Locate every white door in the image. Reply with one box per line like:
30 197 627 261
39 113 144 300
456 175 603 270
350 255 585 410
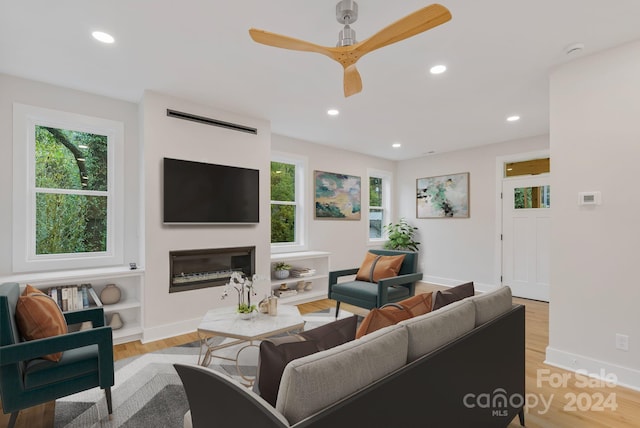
502 174 551 301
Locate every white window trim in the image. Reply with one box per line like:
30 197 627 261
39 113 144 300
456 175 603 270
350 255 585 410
12 103 124 273
367 168 393 245
270 151 308 254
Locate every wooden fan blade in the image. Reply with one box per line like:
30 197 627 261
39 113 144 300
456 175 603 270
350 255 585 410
357 4 451 55
343 65 363 97
249 28 333 57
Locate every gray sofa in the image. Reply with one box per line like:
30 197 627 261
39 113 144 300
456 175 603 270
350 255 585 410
175 285 525 428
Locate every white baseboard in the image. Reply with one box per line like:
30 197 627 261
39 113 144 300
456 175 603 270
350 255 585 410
420 277 496 293
142 317 201 344
545 346 640 392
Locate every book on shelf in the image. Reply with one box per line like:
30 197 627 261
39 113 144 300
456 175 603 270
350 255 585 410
47 283 103 311
84 284 103 307
275 289 298 298
290 267 316 277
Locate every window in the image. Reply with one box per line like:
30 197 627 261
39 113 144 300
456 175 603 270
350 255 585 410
13 103 124 272
368 169 392 242
271 153 306 252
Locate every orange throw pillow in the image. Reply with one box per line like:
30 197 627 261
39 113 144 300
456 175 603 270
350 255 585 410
355 293 433 339
356 304 413 339
355 252 406 283
398 292 433 317
15 284 68 362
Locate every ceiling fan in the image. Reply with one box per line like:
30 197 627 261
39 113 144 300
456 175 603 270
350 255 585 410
249 1 452 97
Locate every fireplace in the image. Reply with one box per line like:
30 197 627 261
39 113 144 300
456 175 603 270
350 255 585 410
169 246 255 293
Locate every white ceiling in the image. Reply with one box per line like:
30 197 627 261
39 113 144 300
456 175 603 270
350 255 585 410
2 1 640 160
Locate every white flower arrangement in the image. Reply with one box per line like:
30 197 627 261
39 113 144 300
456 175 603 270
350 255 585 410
221 271 262 313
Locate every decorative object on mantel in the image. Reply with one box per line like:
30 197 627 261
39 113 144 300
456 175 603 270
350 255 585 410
273 262 291 279
100 284 122 305
416 172 470 218
221 271 260 318
109 313 124 330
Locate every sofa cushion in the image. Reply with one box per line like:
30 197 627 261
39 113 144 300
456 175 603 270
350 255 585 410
399 299 476 363
355 252 405 283
276 324 408 425
355 292 433 339
432 281 475 310
15 284 68 362
255 315 358 406
468 286 513 326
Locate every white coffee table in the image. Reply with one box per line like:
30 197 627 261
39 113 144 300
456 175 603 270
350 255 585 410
197 305 305 385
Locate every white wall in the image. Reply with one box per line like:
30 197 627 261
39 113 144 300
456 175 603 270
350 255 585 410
547 40 640 389
396 135 549 290
0 73 141 276
142 91 271 342
271 134 397 271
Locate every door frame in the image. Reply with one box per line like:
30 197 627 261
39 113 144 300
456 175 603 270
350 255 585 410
494 149 550 287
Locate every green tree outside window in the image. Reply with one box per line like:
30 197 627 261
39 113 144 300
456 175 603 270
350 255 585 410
35 126 108 255
271 161 296 243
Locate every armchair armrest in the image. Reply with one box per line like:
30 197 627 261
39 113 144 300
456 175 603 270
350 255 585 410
377 272 423 288
328 268 360 297
64 307 106 327
329 268 359 285
174 364 289 428
376 272 424 303
0 327 114 387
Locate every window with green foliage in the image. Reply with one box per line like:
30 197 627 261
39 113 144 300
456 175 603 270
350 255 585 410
271 155 305 250
13 103 124 272
35 126 108 255
368 170 392 241
369 177 383 238
369 171 391 241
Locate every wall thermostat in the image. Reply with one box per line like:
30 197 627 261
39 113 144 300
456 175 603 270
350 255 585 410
579 191 601 205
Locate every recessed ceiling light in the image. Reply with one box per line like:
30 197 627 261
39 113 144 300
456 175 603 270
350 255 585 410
392 143 401 148
327 109 339 116
429 64 447 75
506 115 520 122
92 31 115 44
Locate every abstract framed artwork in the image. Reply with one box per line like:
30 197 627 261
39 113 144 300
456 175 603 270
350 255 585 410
416 172 469 218
314 170 361 220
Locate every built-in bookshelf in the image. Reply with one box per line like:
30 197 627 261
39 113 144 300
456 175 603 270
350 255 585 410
0 267 144 344
270 251 330 304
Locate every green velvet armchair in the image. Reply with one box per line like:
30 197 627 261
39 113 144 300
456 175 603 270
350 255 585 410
328 249 423 317
0 282 114 428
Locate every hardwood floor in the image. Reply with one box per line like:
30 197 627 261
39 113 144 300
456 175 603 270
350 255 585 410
3 287 640 428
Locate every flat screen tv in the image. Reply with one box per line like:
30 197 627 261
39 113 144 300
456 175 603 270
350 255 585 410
163 157 259 224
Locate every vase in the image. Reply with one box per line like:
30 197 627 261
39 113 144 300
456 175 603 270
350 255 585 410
109 313 124 330
238 312 252 320
100 284 121 305
274 270 290 279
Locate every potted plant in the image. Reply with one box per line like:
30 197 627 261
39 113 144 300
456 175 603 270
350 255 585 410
273 262 292 279
221 272 257 318
383 218 420 252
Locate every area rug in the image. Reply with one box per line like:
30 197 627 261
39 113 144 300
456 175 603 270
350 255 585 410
54 308 355 428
